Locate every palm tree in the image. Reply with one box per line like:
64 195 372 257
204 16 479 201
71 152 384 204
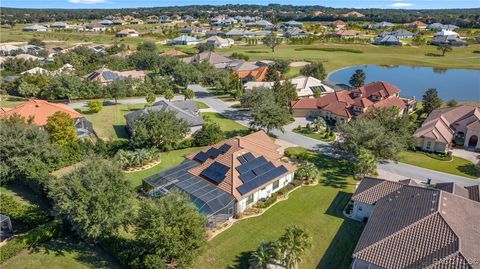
278 226 311 269
249 241 277 269
295 162 319 183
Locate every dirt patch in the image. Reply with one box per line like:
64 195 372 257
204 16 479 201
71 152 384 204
289 61 311 67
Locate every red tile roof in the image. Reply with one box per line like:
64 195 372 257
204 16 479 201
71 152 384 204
236 66 269 82
0 99 82 126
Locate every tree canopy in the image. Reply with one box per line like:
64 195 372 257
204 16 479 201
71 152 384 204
349 69 366 88
299 62 326 80
193 122 226 146
46 111 78 145
250 104 291 134
422 88 443 115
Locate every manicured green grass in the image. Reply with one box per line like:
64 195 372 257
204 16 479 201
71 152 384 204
219 43 480 73
1 95 27 108
124 147 202 189
79 103 145 140
195 101 210 109
195 147 364 269
0 182 50 210
398 151 478 179
1 237 122 269
293 127 336 142
201 112 250 138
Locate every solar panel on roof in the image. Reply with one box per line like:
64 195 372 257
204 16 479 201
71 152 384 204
206 147 221 158
200 161 229 184
237 155 247 164
237 165 288 195
252 161 275 176
194 151 209 163
239 170 256 183
243 152 255 161
218 144 231 153
236 156 268 174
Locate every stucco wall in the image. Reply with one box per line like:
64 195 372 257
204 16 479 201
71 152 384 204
352 201 374 221
416 137 448 153
465 128 480 150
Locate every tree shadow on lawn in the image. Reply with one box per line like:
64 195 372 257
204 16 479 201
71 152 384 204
308 154 353 189
113 125 129 139
318 192 364 269
31 236 120 268
457 163 479 178
227 251 251 269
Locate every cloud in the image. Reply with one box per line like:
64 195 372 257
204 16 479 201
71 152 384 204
68 0 108 4
390 2 415 7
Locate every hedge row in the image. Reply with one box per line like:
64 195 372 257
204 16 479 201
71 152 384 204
0 220 64 264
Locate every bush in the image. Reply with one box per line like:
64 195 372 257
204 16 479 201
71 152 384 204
0 193 50 229
425 152 452 161
254 193 278 209
114 148 160 169
88 100 103 113
0 220 64 264
193 123 226 146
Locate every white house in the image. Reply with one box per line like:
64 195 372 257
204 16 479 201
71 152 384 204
434 29 460 37
21 67 51 75
50 22 69 29
0 44 19 56
116 29 140 37
169 35 200 45
244 76 334 98
22 24 48 32
204 36 234 48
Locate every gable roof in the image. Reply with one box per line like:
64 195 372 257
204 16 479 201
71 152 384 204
84 67 121 82
124 100 204 127
181 51 233 67
236 65 269 82
0 99 82 126
352 178 480 269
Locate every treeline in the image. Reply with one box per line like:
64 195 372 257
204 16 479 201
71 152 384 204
1 5 479 28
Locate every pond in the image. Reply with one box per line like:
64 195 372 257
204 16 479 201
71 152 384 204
327 65 480 102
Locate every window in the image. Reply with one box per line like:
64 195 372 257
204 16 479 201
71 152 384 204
426 141 432 149
246 194 254 205
273 180 279 190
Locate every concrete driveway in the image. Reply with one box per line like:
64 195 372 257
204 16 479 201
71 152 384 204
451 148 480 164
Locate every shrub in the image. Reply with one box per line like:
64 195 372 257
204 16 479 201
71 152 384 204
193 123 226 146
290 179 303 188
0 193 50 229
0 220 64 264
88 100 103 113
254 194 278 209
114 148 160 169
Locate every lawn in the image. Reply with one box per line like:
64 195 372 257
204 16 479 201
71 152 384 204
0 182 50 210
195 101 210 109
195 147 364 269
0 95 27 108
219 43 480 73
398 151 478 179
201 112 250 138
124 147 202 189
1 237 122 269
293 127 336 142
79 103 145 140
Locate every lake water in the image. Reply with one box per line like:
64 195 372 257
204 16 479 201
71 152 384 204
327 65 480 102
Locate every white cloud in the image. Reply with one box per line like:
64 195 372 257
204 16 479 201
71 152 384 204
68 0 108 4
390 2 415 7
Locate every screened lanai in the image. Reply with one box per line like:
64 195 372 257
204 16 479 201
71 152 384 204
143 160 236 227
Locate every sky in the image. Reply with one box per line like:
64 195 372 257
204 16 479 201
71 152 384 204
1 0 479 9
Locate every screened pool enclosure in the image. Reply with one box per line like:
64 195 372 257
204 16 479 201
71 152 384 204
143 160 236 227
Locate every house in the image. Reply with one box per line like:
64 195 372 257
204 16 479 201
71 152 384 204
0 99 93 137
235 65 269 82
22 24 48 32
290 81 415 123
181 51 233 69
85 23 106 31
244 76 334 98
435 29 460 37
99 20 113 26
0 44 19 56
380 29 415 39
160 49 187 57
50 22 69 29
225 29 253 38
404 21 427 29
248 20 274 30
283 27 309 38
368 21 394 29
21 67 50 75
15 54 41 61
430 35 468 47
117 70 146 80
285 20 302 27
124 100 204 135
83 67 145 83
116 29 140 37
169 35 200 45
330 29 357 38
146 15 159 24
327 20 347 29
349 177 480 269
441 24 459 31
112 19 126 25
142 130 296 227
373 35 401 46
413 105 480 153
204 36 234 48
46 46 65 57
53 63 75 75
129 19 144 25
19 45 43 55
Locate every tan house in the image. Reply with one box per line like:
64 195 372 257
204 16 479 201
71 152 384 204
414 105 480 153
116 29 140 37
290 81 415 123
349 177 480 269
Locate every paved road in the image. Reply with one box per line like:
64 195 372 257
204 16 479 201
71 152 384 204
187 84 479 185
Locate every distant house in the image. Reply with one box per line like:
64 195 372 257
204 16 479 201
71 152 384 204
85 23 106 31
181 51 233 68
368 21 394 29
0 99 93 137
373 35 401 46
235 65 270 82
441 24 459 31
142 131 296 227
284 27 309 38
245 76 334 98
19 45 43 55
413 105 480 153
404 21 427 29
430 35 467 47
285 20 302 27
342 11 365 18
434 29 460 37
99 20 113 26
0 44 19 56
83 67 145 83
124 100 204 135
349 177 480 269
22 24 48 32
50 22 69 29
146 15 159 24
112 19 126 25
169 35 200 45
225 29 253 38
379 29 415 39
204 36 234 48
248 20 274 30
21 67 50 76
330 29 357 38
116 29 140 37
206 29 224 37
327 20 347 30
130 19 144 25
180 26 207 35
428 23 459 31
290 81 415 123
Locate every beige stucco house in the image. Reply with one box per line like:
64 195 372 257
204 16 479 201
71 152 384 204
413 105 480 153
